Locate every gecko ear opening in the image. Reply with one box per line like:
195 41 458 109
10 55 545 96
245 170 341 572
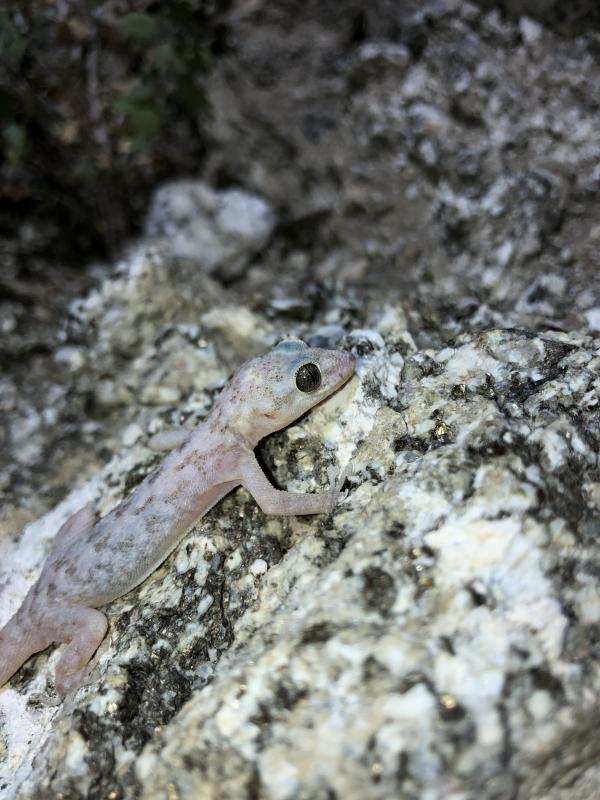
275 338 309 352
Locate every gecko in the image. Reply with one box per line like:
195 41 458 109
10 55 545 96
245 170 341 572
0 339 355 695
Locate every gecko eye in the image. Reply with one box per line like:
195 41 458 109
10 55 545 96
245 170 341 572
296 363 321 393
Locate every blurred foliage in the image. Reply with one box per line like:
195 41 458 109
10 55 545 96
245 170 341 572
0 1 230 262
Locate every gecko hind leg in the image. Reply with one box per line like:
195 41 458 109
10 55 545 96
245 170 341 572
49 607 108 695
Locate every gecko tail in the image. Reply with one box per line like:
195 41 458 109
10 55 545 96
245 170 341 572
0 612 44 689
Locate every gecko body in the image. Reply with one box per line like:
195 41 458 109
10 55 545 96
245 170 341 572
0 340 354 694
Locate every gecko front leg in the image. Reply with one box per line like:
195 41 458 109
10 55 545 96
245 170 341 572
238 452 341 515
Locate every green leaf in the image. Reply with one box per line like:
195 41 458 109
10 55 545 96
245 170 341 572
128 105 164 140
0 9 26 70
152 41 182 73
2 122 26 163
118 12 160 43
112 82 154 116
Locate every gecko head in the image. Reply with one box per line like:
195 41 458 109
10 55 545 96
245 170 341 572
227 339 355 442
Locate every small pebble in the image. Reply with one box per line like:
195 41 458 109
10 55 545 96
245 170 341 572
250 558 268 577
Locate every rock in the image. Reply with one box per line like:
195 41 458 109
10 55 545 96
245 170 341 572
2 274 600 799
2 2 600 799
145 180 276 279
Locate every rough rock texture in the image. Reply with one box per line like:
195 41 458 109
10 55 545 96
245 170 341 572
145 181 276 277
205 0 600 328
2 1 600 799
2 264 599 799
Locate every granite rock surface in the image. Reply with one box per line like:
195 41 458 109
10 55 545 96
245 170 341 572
2 1 600 799
1 249 599 799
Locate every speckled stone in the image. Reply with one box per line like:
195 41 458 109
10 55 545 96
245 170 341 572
145 180 276 279
2 1 600 798
1 289 599 799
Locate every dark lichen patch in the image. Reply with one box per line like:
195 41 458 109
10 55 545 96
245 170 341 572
582 623 600 660
259 533 285 563
347 335 383 358
117 660 193 749
300 622 336 645
581 560 600 579
274 676 308 712
438 636 455 656
68 708 123 799
362 655 390 682
397 670 432 696
470 372 498 402
361 567 396 615
450 383 467 400
311 526 351 568
408 354 445 379
362 380 390 405
466 437 509 460
530 667 564 699
565 405 600 452
107 579 219 749
438 696 467 722
385 522 406 539
500 373 554 405
466 580 491 608
547 556 577 584
430 418 453 446
361 465 387 485
11 649 50 693
563 619 600 664
248 700 273 732
502 664 565 718
539 457 598 543
392 434 429 454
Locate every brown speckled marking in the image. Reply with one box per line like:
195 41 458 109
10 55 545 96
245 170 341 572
174 447 216 472
113 538 135 553
52 556 68 572
133 495 155 516
114 492 136 519
174 451 196 471
65 562 77 577
145 514 164 535
93 535 111 553
90 562 113 582
163 480 192 505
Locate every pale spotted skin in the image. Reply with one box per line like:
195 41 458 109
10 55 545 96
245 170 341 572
0 340 354 695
